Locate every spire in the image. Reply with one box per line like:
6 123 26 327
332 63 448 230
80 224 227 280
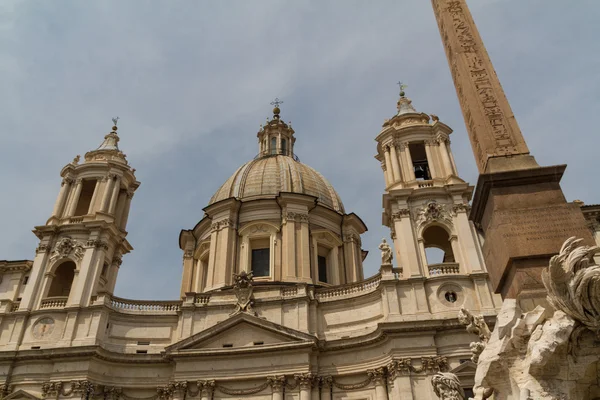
396 82 417 115
84 117 128 164
96 117 121 151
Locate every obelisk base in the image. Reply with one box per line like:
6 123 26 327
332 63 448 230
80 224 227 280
470 165 594 299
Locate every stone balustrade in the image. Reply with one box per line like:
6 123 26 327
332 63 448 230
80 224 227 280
109 295 181 313
280 287 298 297
427 263 460 276
40 296 68 309
194 295 210 305
316 274 381 301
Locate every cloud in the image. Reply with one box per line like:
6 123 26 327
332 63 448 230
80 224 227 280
1 0 598 299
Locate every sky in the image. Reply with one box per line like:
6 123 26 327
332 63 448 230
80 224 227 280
1 1 599 300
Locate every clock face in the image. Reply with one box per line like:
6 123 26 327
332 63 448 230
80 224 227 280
32 317 55 339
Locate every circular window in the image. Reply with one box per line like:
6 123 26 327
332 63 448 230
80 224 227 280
445 291 458 303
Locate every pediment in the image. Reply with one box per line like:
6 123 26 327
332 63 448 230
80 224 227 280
449 360 477 376
4 390 42 400
166 312 316 354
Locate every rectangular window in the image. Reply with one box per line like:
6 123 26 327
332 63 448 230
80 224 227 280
251 248 270 277
318 255 328 283
409 143 430 180
74 179 97 216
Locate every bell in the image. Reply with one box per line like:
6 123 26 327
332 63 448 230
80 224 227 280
414 165 426 179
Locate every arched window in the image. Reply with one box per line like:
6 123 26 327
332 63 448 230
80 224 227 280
422 225 455 267
47 261 76 297
270 137 277 155
281 138 287 156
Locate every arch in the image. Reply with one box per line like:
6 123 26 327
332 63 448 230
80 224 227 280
238 221 279 279
270 137 277 155
47 260 76 297
422 225 455 264
281 138 287 155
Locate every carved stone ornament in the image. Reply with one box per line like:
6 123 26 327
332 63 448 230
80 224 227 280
431 372 465 400
86 239 109 250
267 376 286 392
542 236 600 337
378 238 393 266
232 271 257 316
415 201 453 227
50 237 85 262
457 308 491 363
284 212 309 223
469 237 600 399
391 208 410 221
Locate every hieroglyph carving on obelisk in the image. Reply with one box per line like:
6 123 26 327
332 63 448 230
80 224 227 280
431 0 531 173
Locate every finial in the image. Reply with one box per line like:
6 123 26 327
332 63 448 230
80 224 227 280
270 98 283 119
72 155 80 165
397 81 407 97
111 116 119 131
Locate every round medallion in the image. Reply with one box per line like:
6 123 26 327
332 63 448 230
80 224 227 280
32 317 55 339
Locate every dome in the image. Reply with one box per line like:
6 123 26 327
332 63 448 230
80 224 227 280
209 155 345 213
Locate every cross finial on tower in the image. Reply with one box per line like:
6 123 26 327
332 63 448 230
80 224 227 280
270 98 283 108
270 98 283 119
397 82 407 97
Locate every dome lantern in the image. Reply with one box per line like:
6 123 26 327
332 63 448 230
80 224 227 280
257 99 296 158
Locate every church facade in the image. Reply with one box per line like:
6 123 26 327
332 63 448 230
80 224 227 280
0 90 513 400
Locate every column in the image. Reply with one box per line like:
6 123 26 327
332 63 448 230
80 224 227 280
438 137 454 176
383 146 395 185
65 179 83 217
268 376 285 400
278 133 282 154
19 244 51 311
368 369 388 400
51 178 71 218
389 144 402 183
87 180 100 214
100 175 114 212
119 191 134 230
321 377 332 400
114 191 128 224
108 176 121 214
381 163 391 187
283 213 297 279
199 381 215 400
392 211 421 277
424 141 438 179
447 139 459 174
455 210 484 273
387 361 413 400
401 144 416 181
299 215 311 282
297 374 313 400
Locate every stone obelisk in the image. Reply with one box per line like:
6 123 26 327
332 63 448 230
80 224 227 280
431 0 594 300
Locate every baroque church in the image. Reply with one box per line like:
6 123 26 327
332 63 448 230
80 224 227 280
2 2 600 400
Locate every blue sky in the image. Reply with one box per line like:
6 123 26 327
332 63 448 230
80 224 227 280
1 1 599 300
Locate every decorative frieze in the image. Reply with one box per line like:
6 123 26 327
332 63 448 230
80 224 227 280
36 244 50 254
86 239 109 250
42 380 97 399
210 219 236 232
391 208 410 221
267 376 286 392
284 212 309 223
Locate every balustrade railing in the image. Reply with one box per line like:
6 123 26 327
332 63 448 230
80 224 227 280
280 287 298 297
68 217 84 224
40 296 68 309
109 296 181 313
315 274 381 300
428 263 460 276
194 295 210 305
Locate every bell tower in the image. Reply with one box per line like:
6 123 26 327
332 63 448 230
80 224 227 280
19 120 139 312
375 88 497 312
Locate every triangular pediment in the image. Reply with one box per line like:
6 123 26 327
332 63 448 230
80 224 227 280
449 360 477 376
166 312 316 354
4 390 42 400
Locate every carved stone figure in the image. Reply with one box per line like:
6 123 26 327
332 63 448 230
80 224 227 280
542 236 600 338
378 238 393 265
458 308 491 363
431 372 465 400
232 271 257 316
470 237 600 399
